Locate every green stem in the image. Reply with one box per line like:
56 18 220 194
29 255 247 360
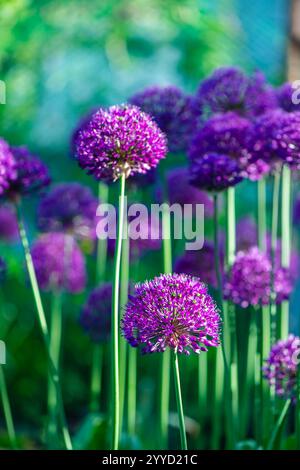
0 366 17 449
280 166 291 339
296 364 300 449
48 290 63 438
96 182 109 283
266 398 291 450
90 344 103 413
261 305 271 444
127 347 137 436
257 178 267 252
211 347 224 449
270 171 281 344
111 173 126 450
16 203 72 450
159 203 172 448
172 350 187 450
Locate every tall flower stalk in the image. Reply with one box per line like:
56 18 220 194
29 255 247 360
172 350 187 450
0 366 17 449
120 214 129 433
280 165 291 339
270 170 281 344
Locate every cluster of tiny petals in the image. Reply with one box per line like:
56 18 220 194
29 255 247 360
129 85 196 153
122 273 221 355
195 67 276 120
276 82 300 112
189 153 243 192
0 256 6 283
224 247 293 307
0 138 17 195
9 146 51 195
75 104 167 183
37 183 98 240
31 233 86 293
0 205 19 241
174 241 224 288
79 283 112 343
250 109 300 169
263 335 300 400
166 167 213 217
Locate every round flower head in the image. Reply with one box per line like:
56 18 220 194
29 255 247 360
0 257 6 283
189 153 243 192
122 273 221 355
79 283 112 342
31 233 86 293
224 246 292 307
0 138 16 196
276 82 300 113
195 67 276 120
129 85 196 153
166 167 213 217
7 146 50 196
37 183 98 240
0 205 18 242
70 107 98 156
263 335 300 400
174 241 224 288
74 104 167 182
250 110 300 169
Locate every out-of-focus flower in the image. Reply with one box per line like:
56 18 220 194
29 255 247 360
263 335 300 400
129 86 196 153
122 273 220 355
189 153 243 192
0 257 6 282
276 82 300 113
31 233 86 293
0 138 16 196
195 67 276 120
166 167 213 217
224 247 293 307
37 183 98 241
74 104 167 182
0 205 19 242
174 241 223 288
236 217 258 251
79 283 112 342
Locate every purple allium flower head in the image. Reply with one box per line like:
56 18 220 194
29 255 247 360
276 82 300 113
174 241 224 288
224 247 293 307
250 110 300 170
79 283 112 342
0 138 17 196
166 167 213 217
236 217 258 251
0 205 19 242
263 335 300 400
293 193 300 226
8 146 50 196
0 256 6 283
31 233 86 293
129 86 196 153
37 183 98 241
74 104 167 182
70 107 98 157
195 67 276 120
122 273 221 355
189 153 243 192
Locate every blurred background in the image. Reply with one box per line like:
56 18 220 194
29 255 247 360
0 0 296 450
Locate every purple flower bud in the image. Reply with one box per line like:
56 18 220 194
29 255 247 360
0 138 17 196
79 283 112 342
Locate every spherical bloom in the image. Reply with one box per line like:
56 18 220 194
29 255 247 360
263 335 300 400
122 273 221 355
0 138 16 196
250 110 300 169
70 108 98 156
166 167 213 217
276 82 300 113
174 241 224 288
0 205 19 242
31 233 86 293
224 247 293 307
79 283 112 342
293 193 300 226
189 153 243 192
0 257 6 283
37 183 98 240
195 67 276 120
74 104 167 182
7 146 50 196
236 217 257 251
129 86 196 153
